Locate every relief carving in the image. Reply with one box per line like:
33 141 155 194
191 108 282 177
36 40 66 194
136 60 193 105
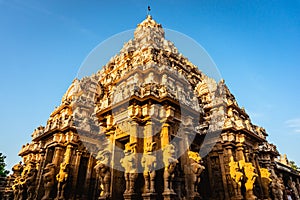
162 144 178 194
239 160 258 200
41 163 56 200
55 163 69 200
229 156 243 198
260 167 272 199
120 142 138 195
188 151 205 197
141 142 157 194
94 149 111 198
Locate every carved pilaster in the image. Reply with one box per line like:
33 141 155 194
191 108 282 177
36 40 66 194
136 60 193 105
71 150 82 199
52 146 64 166
161 122 170 149
55 144 73 200
144 121 155 147
129 121 143 153
223 144 237 199
84 154 95 198
236 134 245 161
35 149 46 198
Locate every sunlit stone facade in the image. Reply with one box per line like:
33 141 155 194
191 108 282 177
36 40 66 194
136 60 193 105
3 16 300 200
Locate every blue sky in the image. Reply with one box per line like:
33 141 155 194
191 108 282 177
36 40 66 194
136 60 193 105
0 0 299 170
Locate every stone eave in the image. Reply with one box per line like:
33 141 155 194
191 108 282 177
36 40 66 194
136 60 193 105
275 161 300 177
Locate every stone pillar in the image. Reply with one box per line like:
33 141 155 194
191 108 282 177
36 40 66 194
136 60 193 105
36 148 51 199
162 144 178 200
55 144 74 200
121 142 138 200
84 154 94 198
144 121 153 147
236 134 245 162
160 121 178 200
161 122 170 148
254 153 265 200
64 144 73 164
130 121 142 153
219 148 231 200
235 142 257 200
226 144 243 200
71 150 82 199
142 121 157 200
130 121 138 142
35 149 46 195
53 146 64 166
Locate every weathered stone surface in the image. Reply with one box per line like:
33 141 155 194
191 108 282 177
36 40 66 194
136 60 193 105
2 15 299 200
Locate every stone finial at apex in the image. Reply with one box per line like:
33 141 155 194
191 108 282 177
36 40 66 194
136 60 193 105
137 14 162 29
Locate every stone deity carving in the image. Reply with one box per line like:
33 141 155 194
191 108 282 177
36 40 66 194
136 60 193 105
162 144 178 193
25 163 37 200
11 162 37 200
188 151 205 196
241 161 258 199
288 179 300 200
11 163 23 200
94 149 111 198
229 156 243 198
12 177 22 200
141 142 157 193
120 142 138 194
56 163 69 200
145 72 155 84
42 163 56 200
270 175 284 200
260 168 272 199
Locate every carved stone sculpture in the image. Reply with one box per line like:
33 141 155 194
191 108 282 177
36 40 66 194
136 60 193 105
260 168 272 199
11 162 37 200
94 149 111 198
270 174 284 200
141 142 157 194
11 162 23 200
188 151 205 197
25 164 37 200
288 179 300 200
120 142 138 195
56 163 69 200
42 163 56 200
8 14 300 200
162 144 178 194
241 161 258 200
229 156 243 198
12 177 22 200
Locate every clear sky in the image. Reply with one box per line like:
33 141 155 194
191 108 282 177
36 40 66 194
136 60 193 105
0 0 299 171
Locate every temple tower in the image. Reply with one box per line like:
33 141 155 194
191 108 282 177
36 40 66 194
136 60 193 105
4 15 300 200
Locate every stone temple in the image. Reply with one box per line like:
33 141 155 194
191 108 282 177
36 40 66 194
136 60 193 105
1 15 300 200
